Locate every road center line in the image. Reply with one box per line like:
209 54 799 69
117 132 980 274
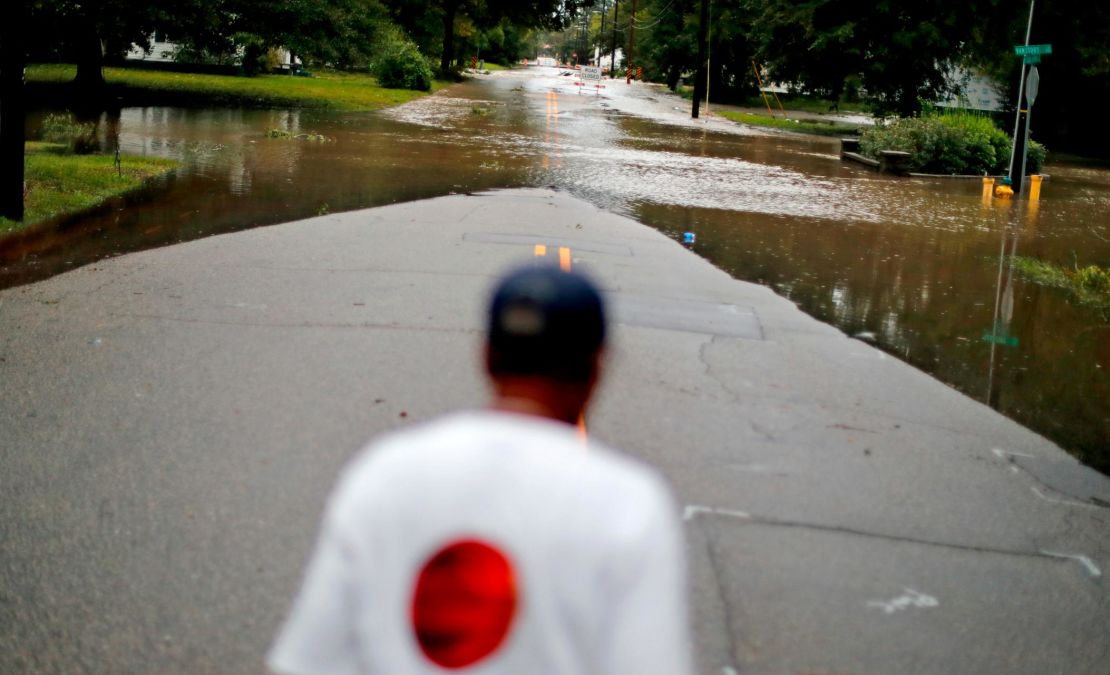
558 246 572 271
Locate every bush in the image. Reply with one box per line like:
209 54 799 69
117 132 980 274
859 112 1047 175
1026 139 1047 173
372 38 433 91
40 113 99 155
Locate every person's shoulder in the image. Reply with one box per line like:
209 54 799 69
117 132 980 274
339 412 478 478
321 414 471 512
583 443 676 510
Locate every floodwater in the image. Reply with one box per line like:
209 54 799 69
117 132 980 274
4 69 1108 470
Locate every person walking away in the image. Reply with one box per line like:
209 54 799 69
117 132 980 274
269 264 692 674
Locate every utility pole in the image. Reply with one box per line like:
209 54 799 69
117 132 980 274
599 0 606 66
691 0 709 118
626 0 636 83
1006 0 1036 194
610 0 619 76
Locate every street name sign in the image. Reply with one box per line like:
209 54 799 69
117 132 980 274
982 331 1019 347
1014 43 1052 64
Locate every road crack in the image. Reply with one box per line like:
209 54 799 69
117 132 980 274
687 507 1104 579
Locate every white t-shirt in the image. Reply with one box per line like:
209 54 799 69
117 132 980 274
269 410 691 675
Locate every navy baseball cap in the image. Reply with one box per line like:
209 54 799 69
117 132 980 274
487 264 606 381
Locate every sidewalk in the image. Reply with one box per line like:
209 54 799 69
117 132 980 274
1 189 1107 673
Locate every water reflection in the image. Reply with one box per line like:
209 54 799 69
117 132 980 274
985 207 1024 407
4 73 1109 471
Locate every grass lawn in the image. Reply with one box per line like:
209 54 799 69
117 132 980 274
27 64 449 111
480 62 513 71
739 94 869 114
717 110 864 137
674 85 869 113
0 143 178 235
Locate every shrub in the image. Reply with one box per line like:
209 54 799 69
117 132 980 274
860 111 1047 175
40 113 99 155
372 38 433 91
1026 139 1047 173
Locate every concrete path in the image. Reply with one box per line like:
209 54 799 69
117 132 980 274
2 189 1108 674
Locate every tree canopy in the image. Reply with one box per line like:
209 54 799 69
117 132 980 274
7 0 1110 156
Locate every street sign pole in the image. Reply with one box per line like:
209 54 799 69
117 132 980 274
1006 0 1036 194
1020 66 1040 195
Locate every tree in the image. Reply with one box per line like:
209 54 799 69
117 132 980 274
391 0 589 74
25 0 170 93
1 0 27 221
741 0 989 115
640 0 698 90
969 0 1110 156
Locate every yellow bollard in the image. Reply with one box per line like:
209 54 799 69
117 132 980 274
982 177 995 203
1029 174 1042 202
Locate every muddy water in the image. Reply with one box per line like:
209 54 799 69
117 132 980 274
5 71 1108 470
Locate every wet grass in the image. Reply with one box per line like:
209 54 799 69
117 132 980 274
674 86 869 113
1011 256 1110 312
741 94 869 114
717 110 863 137
0 142 178 235
27 64 449 111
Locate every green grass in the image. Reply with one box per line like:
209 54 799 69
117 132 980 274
717 110 863 137
739 94 869 114
27 64 449 111
479 62 513 71
1011 256 1110 311
0 143 178 235
674 86 868 113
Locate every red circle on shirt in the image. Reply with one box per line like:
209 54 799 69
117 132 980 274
411 539 518 669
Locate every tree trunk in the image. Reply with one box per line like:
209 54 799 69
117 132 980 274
439 1 458 74
74 28 106 94
1 0 26 222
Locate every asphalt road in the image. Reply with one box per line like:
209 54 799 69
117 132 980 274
2 189 1108 673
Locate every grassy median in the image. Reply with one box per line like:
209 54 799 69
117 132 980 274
0 143 178 235
27 64 447 111
717 110 863 137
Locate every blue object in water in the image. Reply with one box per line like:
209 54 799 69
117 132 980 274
683 232 696 245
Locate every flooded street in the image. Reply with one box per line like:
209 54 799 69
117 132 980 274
4 68 1108 469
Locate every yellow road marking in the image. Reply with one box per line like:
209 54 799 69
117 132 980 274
534 244 547 257
559 246 572 271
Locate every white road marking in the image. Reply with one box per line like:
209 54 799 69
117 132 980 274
866 588 938 614
1040 551 1102 578
992 447 1034 460
1030 486 1100 509
683 504 752 522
